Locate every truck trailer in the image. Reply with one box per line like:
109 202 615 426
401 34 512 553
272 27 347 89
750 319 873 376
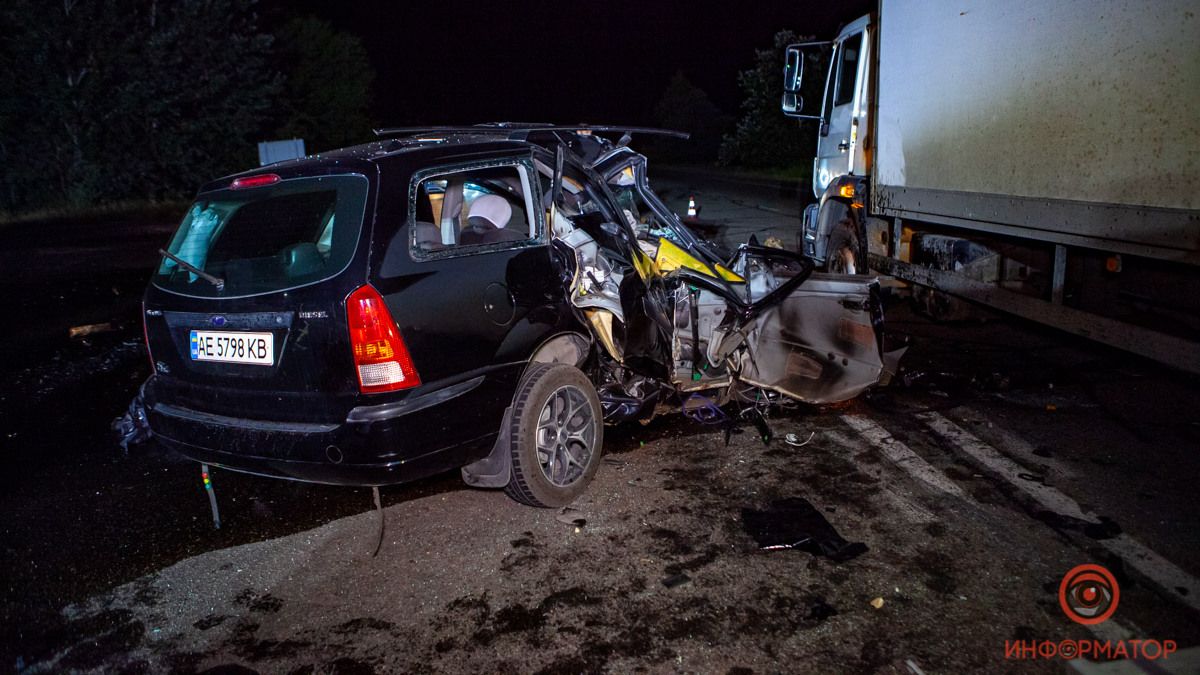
783 0 1200 373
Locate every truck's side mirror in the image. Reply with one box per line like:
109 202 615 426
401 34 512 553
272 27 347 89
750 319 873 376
781 41 830 120
782 47 804 114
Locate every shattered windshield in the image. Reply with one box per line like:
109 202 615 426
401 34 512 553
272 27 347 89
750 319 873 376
153 175 368 298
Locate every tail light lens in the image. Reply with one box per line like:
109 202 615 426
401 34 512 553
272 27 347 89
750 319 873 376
346 285 420 393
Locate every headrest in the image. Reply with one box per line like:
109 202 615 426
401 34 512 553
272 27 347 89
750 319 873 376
467 194 512 229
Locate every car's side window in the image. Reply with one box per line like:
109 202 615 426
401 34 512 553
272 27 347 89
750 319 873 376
409 162 539 259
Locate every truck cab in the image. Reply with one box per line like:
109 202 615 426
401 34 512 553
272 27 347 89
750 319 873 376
779 2 1200 374
783 15 873 273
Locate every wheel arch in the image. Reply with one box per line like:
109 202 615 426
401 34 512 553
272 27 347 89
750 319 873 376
816 175 869 270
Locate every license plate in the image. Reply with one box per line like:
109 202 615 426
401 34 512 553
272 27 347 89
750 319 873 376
190 330 274 366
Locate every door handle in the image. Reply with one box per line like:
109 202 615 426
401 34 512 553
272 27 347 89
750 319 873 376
838 141 850 151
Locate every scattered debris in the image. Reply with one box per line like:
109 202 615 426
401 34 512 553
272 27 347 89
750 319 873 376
555 506 587 529
15 339 144 408
661 573 691 588
870 597 885 609
741 497 868 562
738 406 773 446
68 322 116 339
681 393 727 425
805 598 838 622
784 431 815 447
111 384 151 452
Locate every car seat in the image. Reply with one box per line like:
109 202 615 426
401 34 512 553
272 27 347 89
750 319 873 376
460 194 524 245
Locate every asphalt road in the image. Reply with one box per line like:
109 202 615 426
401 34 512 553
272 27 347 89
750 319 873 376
2 174 1199 674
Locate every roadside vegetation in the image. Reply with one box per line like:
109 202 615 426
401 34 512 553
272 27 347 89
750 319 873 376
0 0 374 218
653 30 824 188
1 11 811 220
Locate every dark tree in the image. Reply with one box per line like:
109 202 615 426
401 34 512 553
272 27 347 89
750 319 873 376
0 0 280 212
651 71 731 163
271 17 375 153
718 30 821 171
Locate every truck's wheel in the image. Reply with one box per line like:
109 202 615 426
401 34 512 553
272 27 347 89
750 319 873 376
826 223 861 275
505 364 603 508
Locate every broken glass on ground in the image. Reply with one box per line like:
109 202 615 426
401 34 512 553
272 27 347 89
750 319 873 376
741 496 868 562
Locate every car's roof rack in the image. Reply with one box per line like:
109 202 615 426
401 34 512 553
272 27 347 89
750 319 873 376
371 123 689 141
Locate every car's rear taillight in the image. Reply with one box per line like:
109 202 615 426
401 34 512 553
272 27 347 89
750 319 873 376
346 285 420 393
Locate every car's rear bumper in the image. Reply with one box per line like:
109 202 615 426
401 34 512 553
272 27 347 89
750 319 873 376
145 372 513 486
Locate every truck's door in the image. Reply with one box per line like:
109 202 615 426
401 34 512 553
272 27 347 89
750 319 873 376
813 21 868 198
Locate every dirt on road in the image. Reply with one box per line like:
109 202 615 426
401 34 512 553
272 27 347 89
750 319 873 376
15 304 1200 673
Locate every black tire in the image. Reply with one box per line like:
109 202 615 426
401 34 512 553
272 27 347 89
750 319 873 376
825 221 862 275
504 363 604 507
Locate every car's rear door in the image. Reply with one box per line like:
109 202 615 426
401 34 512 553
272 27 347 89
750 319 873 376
370 155 563 449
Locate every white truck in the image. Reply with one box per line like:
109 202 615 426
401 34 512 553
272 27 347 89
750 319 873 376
782 0 1200 373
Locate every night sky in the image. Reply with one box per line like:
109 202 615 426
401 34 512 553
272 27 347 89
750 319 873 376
261 0 871 127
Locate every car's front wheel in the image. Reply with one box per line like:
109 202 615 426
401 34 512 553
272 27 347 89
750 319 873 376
504 364 603 507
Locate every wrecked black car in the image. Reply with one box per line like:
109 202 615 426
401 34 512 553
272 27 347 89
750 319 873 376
139 124 896 507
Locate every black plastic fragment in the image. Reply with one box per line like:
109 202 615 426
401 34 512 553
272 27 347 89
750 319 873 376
743 408 773 445
805 598 838 622
112 382 152 453
741 497 867 563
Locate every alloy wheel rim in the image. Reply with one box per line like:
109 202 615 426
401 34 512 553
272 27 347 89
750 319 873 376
535 385 596 487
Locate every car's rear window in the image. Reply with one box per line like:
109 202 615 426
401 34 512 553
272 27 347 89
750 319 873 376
153 175 368 298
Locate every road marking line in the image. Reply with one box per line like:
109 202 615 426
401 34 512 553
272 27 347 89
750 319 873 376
1085 615 1135 643
825 429 939 524
840 415 967 499
954 406 1080 480
917 411 1200 614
